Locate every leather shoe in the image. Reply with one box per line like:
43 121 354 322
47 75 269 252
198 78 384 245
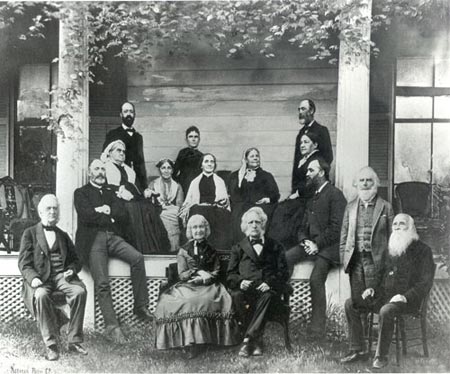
106 326 127 344
372 356 388 369
45 345 59 361
238 342 252 357
134 307 154 322
340 351 368 364
68 343 88 355
252 342 263 356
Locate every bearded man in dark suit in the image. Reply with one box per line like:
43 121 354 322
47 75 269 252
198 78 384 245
341 214 435 370
286 156 347 340
74 159 153 344
227 206 289 357
18 194 87 361
103 101 147 191
292 99 333 192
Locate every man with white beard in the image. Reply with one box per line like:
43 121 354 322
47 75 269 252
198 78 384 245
341 213 435 369
340 167 394 313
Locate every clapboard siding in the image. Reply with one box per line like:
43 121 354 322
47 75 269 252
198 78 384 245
128 68 338 87
126 50 338 198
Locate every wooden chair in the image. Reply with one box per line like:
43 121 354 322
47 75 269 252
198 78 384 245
0 176 38 253
367 264 436 365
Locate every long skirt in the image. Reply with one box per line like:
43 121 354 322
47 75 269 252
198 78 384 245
154 282 241 349
160 205 181 252
123 200 171 254
268 198 307 249
189 205 232 251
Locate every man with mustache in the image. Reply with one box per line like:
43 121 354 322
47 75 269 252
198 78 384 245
292 99 333 193
103 102 147 191
340 167 394 343
285 156 346 340
74 159 153 344
341 214 435 369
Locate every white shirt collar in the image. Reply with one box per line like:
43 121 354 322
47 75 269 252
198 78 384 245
316 181 329 194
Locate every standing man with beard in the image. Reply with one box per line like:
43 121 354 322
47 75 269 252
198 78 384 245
341 214 435 369
285 157 346 340
340 167 394 360
103 102 147 192
292 99 333 193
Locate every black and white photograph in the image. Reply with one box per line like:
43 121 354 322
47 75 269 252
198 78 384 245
0 0 449 372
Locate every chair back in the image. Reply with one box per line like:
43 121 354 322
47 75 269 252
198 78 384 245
395 182 431 217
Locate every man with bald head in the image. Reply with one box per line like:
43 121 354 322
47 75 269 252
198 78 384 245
341 214 435 369
18 194 87 360
74 159 153 344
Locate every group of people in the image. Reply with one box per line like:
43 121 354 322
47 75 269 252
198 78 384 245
17 99 435 370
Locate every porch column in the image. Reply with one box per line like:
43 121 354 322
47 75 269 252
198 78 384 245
55 6 89 237
335 0 372 201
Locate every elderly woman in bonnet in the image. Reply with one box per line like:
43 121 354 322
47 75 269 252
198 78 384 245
179 153 232 251
147 158 184 252
228 147 280 244
154 214 240 359
269 131 323 248
101 140 170 253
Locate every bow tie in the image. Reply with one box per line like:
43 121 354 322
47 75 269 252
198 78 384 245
250 238 263 246
42 225 56 231
125 127 135 133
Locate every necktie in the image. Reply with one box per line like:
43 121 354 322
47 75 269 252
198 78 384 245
250 238 263 246
42 225 56 231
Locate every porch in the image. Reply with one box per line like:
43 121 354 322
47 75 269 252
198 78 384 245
1 253 449 331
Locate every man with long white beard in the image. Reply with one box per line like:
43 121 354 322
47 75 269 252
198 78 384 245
341 213 435 369
340 167 394 349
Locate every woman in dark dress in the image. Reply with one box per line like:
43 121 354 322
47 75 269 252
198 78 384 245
179 153 232 251
269 132 323 248
154 214 240 359
102 140 170 253
228 147 280 243
173 126 203 195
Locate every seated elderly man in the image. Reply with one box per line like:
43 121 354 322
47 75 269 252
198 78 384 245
18 194 87 361
341 213 435 369
227 207 289 357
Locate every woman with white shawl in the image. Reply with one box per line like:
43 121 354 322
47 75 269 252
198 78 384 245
179 153 232 251
101 140 171 253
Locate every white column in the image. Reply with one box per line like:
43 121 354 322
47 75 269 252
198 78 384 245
335 0 372 201
55 7 89 238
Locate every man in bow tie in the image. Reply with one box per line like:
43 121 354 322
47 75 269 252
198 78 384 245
285 157 346 340
103 101 147 191
18 194 87 361
227 207 289 357
74 159 153 344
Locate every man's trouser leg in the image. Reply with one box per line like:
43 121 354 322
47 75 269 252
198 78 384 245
285 244 309 277
375 303 407 358
308 256 332 336
34 283 58 347
54 273 87 344
89 232 120 329
108 234 149 311
344 298 367 352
